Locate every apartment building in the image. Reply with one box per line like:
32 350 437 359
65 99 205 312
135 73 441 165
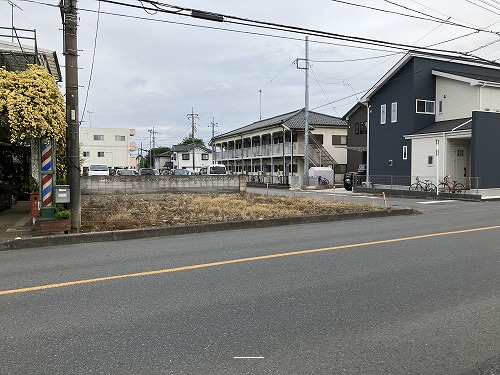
80 127 137 173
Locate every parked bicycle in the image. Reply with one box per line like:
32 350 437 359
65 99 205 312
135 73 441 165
318 176 329 185
409 176 437 192
439 175 466 193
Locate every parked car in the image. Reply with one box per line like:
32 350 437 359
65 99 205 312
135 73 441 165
139 168 155 175
343 172 356 191
117 169 137 176
171 169 193 176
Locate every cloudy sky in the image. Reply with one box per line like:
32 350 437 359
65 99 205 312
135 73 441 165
2 0 500 151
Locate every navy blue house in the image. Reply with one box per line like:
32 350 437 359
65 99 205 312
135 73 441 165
361 51 500 188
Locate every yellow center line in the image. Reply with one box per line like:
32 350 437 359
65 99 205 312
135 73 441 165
2 225 499 296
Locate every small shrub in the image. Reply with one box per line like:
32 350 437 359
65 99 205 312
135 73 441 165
55 209 71 220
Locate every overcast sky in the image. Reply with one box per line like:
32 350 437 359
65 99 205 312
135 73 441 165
2 0 500 151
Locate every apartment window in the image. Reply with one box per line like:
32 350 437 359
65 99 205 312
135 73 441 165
97 151 105 157
310 134 324 144
83 151 90 157
428 155 434 166
380 104 387 124
115 135 125 141
182 153 190 160
391 102 398 123
331 135 347 145
402 145 408 160
94 135 104 141
416 100 435 114
201 153 209 160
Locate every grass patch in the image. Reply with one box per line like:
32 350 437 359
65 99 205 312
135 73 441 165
81 192 385 232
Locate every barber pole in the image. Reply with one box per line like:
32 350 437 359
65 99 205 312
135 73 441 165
41 140 53 207
38 138 56 219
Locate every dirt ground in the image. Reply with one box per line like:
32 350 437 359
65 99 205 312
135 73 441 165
81 192 384 232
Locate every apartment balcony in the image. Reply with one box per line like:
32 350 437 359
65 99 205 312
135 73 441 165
217 142 304 161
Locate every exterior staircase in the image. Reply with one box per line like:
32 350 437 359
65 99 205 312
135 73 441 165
308 136 337 167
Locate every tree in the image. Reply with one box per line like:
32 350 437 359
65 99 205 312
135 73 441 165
0 65 66 143
0 65 67 192
180 137 204 146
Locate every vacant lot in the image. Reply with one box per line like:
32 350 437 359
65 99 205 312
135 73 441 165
81 193 385 232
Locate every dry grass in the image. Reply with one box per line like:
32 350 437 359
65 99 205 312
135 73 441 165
81 192 384 232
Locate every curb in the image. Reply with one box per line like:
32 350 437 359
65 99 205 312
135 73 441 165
0 207 418 251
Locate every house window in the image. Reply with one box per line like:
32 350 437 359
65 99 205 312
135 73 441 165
83 151 90 157
381 104 386 124
428 155 434 166
438 100 443 113
94 134 104 141
115 135 125 141
97 151 104 157
360 122 365 134
416 100 435 114
355 122 360 134
172 154 176 161
201 153 209 160
182 153 190 160
402 146 408 160
391 102 398 123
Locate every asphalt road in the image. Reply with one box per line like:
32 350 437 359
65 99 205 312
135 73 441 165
1 193 500 374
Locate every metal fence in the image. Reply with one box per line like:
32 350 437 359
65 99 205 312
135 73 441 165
354 175 480 195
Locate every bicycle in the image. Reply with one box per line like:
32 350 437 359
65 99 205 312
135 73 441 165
318 176 329 185
439 175 466 194
409 176 437 192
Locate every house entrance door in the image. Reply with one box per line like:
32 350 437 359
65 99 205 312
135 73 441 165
453 145 468 182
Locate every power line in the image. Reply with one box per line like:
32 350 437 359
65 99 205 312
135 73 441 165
79 0 101 124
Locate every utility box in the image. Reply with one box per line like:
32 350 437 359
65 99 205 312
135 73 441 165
55 185 70 204
30 192 40 218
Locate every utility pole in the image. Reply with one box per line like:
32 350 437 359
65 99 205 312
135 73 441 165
211 117 217 162
296 36 310 186
187 108 199 172
148 127 158 168
61 0 81 231
187 107 199 139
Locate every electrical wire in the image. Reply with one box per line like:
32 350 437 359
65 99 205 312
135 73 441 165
79 0 101 125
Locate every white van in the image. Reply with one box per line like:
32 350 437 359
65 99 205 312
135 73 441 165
88 164 110 176
200 164 227 175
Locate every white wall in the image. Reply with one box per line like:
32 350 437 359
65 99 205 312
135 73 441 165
80 127 134 169
435 77 479 121
410 137 441 180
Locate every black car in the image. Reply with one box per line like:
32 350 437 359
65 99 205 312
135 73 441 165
343 172 356 191
139 168 155 176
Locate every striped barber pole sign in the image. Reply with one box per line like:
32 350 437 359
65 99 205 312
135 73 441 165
41 140 53 207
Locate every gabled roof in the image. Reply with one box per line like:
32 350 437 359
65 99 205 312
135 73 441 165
342 102 367 121
212 108 345 141
0 40 62 81
171 144 211 153
406 117 472 138
361 51 500 102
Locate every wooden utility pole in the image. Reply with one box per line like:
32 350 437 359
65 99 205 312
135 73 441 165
61 0 81 231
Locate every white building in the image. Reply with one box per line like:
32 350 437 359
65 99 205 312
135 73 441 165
211 108 347 185
170 144 213 173
80 127 137 173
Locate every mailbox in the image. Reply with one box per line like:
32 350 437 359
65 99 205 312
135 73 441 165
55 185 70 204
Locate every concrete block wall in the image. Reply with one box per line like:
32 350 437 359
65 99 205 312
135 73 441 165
81 175 245 195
